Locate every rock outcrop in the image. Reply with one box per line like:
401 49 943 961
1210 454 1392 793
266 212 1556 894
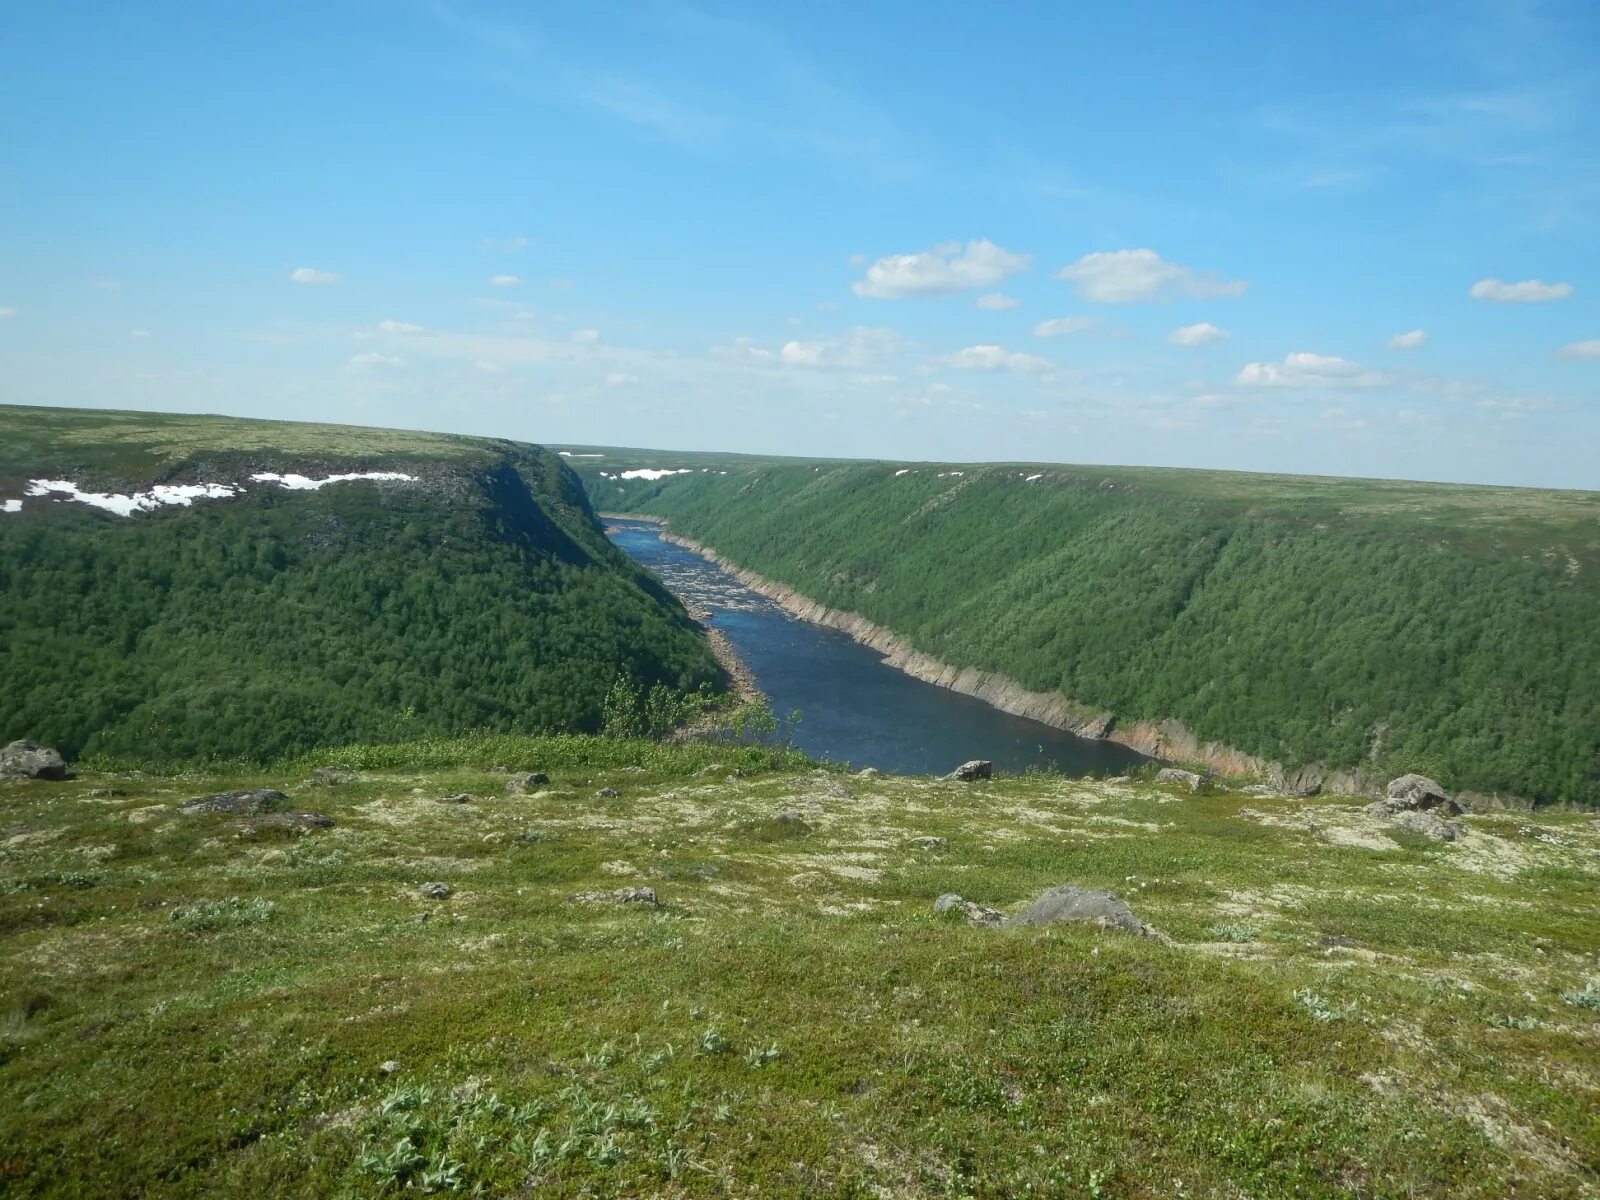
933 893 1004 926
0 740 70 781
1157 767 1208 793
1369 773 1462 817
1008 885 1149 935
944 759 993 782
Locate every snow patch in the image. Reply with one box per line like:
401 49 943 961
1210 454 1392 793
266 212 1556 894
24 479 240 516
894 468 912 476
618 468 692 481
1 499 22 514
559 452 604 457
1025 473 1043 482
250 472 415 491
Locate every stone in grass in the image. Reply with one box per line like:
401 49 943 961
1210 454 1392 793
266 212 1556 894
306 766 356 787
417 882 453 900
907 836 948 852
378 1060 401 1076
0 740 71 781
943 759 993 782
1369 774 1462 818
1008 885 1149 936
505 772 550 794
855 767 881 779
570 886 658 907
1393 810 1464 843
596 787 620 798
1156 767 1208 793
439 793 472 805
179 789 289 816
933 894 1005 926
232 812 335 835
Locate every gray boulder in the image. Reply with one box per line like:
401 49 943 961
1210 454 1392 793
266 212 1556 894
1156 767 1207 793
933 893 1005 926
1370 773 1461 818
179 788 288 816
943 759 993 782
596 787 620 798
505 772 550 794
907 836 948 852
0 740 70 781
1394 810 1463 843
570 886 658 907
1008 885 1148 935
855 767 880 779
418 882 453 900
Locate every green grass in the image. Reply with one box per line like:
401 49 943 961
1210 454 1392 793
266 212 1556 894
2 738 1596 1197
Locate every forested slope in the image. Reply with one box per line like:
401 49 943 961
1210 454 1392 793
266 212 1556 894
582 455 1600 806
0 406 721 762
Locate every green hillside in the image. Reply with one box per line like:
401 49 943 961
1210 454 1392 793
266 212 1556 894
0 406 723 762
578 453 1600 807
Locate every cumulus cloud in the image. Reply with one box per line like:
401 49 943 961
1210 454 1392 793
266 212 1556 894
1056 248 1246 303
939 344 1054 373
976 292 1020 311
1235 352 1389 389
290 267 340 285
1387 329 1428 349
1468 277 1572 302
853 239 1030 299
571 328 601 343
346 352 406 370
1168 322 1229 346
377 320 430 335
1558 338 1600 359
1032 316 1097 338
490 274 522 288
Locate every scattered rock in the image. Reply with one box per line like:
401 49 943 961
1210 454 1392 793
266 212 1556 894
943 759 993 782
570 886 658 907
307 767 356 787
439 793 472 805
1008 885 1148 935
599 860 637 876
417 882 453 900
0 740 70 781
378 1061 401 1076
178 789 288 816
596 787 620 798
773 809 808 826
1157 767 1207 793
855 767 880 779
822 781 852 799
933 893 1004 926
505 772 550 794
232 812 335 835
1394 810 1463 843
907 836 948 852
1317 934 1356 949
1370 773 1462 818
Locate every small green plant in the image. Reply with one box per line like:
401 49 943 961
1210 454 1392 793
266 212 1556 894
697 1026 731 1056
168 897 277 932
1561 983 1600 1011
1294 988 1355 1022
1208 922 1259 943
743 1042 780 1068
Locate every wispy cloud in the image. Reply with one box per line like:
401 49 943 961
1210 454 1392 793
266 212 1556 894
1559 338 1600 359
1056 250 1246 303
290 267 340 285
1169 322 1229 346
1469 277 1573 302
1387 329 1428 349
1236 352 1389 389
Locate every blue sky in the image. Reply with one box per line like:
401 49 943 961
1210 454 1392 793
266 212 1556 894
1 1 1597 488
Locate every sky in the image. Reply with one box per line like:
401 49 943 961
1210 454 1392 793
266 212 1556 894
1 1 1597 489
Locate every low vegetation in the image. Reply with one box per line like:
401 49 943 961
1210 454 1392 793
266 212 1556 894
3 737 1597 1197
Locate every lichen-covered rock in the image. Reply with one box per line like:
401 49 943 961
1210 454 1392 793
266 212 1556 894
417 882 453 900
440 793 472 805
907 836 948 851
1157 767 1207 793
179 788 288 816
943 759 993 782
1394 810 1463 843
596 787 620 798
933 893 1004 926
0 740 70 781
505 772 550 794
570 886 658 907
1008 885 1148 935
1370 773 1461 818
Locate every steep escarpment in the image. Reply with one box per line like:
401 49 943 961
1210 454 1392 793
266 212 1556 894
0 406 722 762
584 457 1600 806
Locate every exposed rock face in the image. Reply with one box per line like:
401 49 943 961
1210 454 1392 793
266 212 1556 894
1394 810 1463 843
933 893 1005 926
0 741 70 781
505 772 549 794
944 760 993 782
1369 774 1463 818
1008 885 1148 935
1157 767 1207 793
179 788 288 816
570 886 658 907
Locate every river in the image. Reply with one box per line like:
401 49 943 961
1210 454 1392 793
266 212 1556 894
606 518 1150 778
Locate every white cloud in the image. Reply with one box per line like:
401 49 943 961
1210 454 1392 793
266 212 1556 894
1056 249 1246 303
571 328 601 343
1032 316 1098 338
711 336 777 362
780 341 824 366
1474 395 1558 414
1468 277 1572 302
939 344 1054 373
606 372 640 386
976 292 1020 311
1386 329 1428 349
1558 338 1600 359
490 274 522 288
853 239 1030 299
0 307 16 318
1236 352 1389 389
290 266 340 285
346 352 406 370
377 320 430 336
1168 321 1229 346
847 253 867 268
722 326 902 370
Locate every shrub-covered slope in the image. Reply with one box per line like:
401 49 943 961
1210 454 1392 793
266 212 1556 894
0 406 721 761
581 454 1600 806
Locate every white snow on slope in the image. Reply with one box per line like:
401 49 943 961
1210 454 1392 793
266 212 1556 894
559 452 604 457
9 472 416 517
250 472 415 491
618 468 692 481
2 499 22 514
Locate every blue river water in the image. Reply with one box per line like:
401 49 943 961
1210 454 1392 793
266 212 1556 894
606 519 1149 778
